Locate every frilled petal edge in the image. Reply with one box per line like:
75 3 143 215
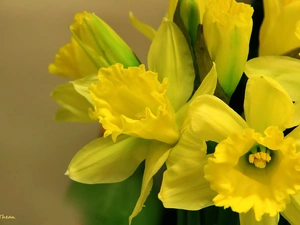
239 210 278 225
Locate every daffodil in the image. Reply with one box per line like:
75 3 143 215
259 0 300 56
203 0 253 97
159 72 300 224
65 17 218 223
49 11 140 122
49 11 140 79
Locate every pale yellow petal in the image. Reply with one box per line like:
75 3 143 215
129 12 156 40
67 135 147 183
290 102 300 127
239 210 279 225
148 18 195 111
159 156 215 210
174 63 217 130
281 192 300 225
192 62 217 98
49 38 99 79
159 124 215 209
296 20 300 40
286 125 300 153
244 75 294 133
129 142 171 224
259 1 300 55
51 82 94 122
189 95 248 143
166 0 178 21
72 74 98 104
245 56 300 101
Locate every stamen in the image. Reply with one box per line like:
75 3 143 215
248 152 271 168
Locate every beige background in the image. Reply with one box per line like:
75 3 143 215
0 0 252 224
0 0 167 224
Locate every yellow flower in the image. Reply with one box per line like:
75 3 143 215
159 73 300 224
203 0 253 97
89 64 179 145
49 11 139 79
259 0 300 55
49 11 140 122
66 17 217 223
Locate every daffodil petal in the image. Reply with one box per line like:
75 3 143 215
290 102 300 127
296 20 300 40
259 0 300 55
239 210 278 225
245 56 300 101
286 125 300 153
174 63 217 130
129 142 171 224
48 39 97 79
244 75 294 133
148 18 195 112
67 135 147 183
167 121 205 167
192 62 217 98
281 192 300 225
189 95 248 142
159 156 215 210
72 74 98 104
166 0 178 21
51 82 94 122
129 12 156 40
159 125 215 209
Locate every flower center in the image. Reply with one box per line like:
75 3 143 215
248 145 271 169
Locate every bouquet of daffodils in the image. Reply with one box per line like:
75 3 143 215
49 0 300 224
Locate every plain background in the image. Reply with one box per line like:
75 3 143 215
0 0 252 224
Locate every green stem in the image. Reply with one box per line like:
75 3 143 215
177 210 187 225
188 211 201 225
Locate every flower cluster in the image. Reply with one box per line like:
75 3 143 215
49 0 300 225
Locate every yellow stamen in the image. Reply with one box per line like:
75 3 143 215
249 152 271 169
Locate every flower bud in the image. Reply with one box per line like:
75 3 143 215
203 0 253 97
49 11 140 79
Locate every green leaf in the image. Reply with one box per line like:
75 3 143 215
66 163 163 225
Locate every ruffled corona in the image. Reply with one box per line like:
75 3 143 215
89 64 179 145
205 126 300 221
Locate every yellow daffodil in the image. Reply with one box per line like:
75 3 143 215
49 11 140 79
203 0 253 97
66 17 218 223
49 11 140 122
259 0 300 56
159 71 300 224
